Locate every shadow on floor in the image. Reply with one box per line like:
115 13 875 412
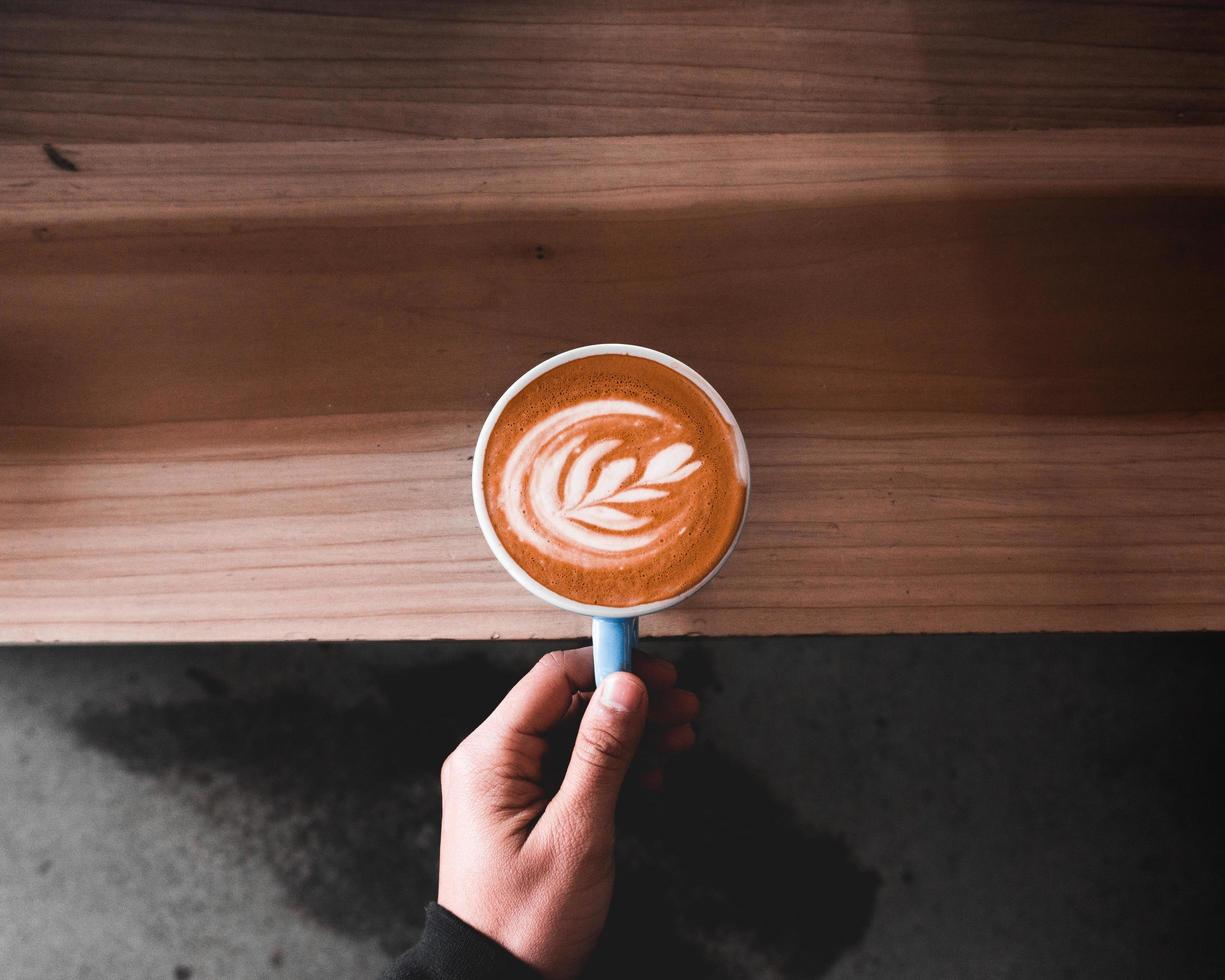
69 647 878 979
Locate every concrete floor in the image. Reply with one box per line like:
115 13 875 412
0 635 1221 980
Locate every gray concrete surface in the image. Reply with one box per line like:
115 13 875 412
0 635 1221 980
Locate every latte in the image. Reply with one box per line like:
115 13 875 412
480 352 747 607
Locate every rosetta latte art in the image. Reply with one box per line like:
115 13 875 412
501 399 704 567
483 352 747 607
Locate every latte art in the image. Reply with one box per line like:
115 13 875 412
501 399 704 565
481 352 748 608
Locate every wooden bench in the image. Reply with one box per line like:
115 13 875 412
2 2 1223 641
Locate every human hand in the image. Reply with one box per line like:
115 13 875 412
437 648 700 979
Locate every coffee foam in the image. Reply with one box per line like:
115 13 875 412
482 354 747 607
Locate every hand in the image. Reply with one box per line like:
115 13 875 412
437 648 700 979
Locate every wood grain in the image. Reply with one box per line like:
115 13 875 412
6 127 1225 234
3 411 1224 641
2 0 1224 142
2 128 1224 640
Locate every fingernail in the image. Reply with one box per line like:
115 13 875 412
601 673 643 712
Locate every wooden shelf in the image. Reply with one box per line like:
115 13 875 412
2 127 1223 641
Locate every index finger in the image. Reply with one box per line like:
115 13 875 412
486 647 595 738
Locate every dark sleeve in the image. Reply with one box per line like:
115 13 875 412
379 902 542 980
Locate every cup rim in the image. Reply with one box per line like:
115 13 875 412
471 343 751 619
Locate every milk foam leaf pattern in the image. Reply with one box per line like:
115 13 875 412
604 487 668 504
580 457 637 508
563 440 703 532
570 505 652 530
498 397 712 562
563 439 621 510
638 447 703 490
649 460 701 484
642 443 695 484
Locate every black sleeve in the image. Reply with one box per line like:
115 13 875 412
379 902 542 980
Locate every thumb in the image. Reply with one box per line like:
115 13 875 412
550 672 648 839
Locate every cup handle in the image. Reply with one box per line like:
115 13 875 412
593 617 639 685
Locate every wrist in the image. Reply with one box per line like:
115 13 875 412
386 902 541 980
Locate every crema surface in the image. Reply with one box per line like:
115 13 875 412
482 354 747 607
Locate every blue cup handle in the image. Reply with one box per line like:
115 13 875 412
593 617 639 685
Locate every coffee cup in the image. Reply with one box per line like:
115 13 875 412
472 344 750 683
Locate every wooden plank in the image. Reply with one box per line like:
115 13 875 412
5 127 1225 234
2 128 1224 639
2 0 1224 142
2 412 1223 641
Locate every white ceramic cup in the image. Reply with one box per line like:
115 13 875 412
472 344 750 683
